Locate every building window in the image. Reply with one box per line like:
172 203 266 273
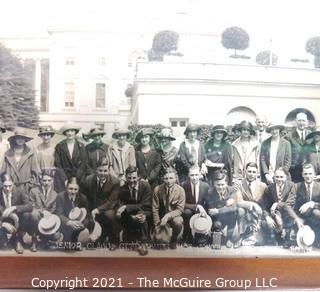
171 121 178 127
170 118 189 128
64 82 75 107
97 57 106 66
65 57 75 66
96 83 106 108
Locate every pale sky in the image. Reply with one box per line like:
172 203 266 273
1 0 320 59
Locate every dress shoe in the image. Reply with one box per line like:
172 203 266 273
30 242 37 252
137 244 148 256
233 239 242 249
15 241 24 254
169 242 177 249
109 243 117 251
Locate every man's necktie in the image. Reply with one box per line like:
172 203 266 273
119 149 125 175
193 183 197 203
278 185 283 201
307 183 312 201
259 133 262 144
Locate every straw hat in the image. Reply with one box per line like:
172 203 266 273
266 124 285 133
189 213 212 237
296 225 315 248
38 125 55 137
38 214 61 235
68 207 87 223
156 128 176 141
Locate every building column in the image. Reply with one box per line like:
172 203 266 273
34 59 41 109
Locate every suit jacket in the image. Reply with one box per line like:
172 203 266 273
182 180 210 211
85 142 109 174
285 129 311 167
260 137 291 179
236 179 267 206
152 183 185 225
56 191 90 226
80 173 120 212
54 139 88 181
177 140 206 176
1 146 40 185
232 137 260 180
0 186 32 217
262 181 297 219
135 147 161 186
295 181 320 212
29 185 58 214
118 180 152 216
301 143 320 174
107 142 136 179
206 186 238 215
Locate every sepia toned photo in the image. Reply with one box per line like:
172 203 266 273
0 0 319 259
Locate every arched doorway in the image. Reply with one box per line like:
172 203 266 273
285 108 316 127
225 106 256 126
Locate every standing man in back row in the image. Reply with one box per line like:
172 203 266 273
285 112 311 182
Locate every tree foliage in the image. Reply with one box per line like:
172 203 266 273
256 50 278 66
221 26 250 56
0 44 38 129
148 30 180 61
305 36 320 68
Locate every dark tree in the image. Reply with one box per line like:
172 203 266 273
305 36 320 68
0 44 38 129
256 50 278 66
148 30 180 61
221 26 250 57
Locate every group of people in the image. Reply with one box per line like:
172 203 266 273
0 111 319 256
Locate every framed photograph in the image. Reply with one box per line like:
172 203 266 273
0 0 319 290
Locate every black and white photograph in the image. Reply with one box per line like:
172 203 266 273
0 0 319 260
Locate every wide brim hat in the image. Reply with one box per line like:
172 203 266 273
153 224 173 244
189 213 212 236
112 128 131 139
89 221 102 242
135 128 155 143
211 125 228 138
306 131 320 140
8 128 33 143
296 225 315 248
38 214 61 235
60 122 81 135
184 123 201 136
77 228 90 243
266 124 285 133
68 207 87 223
156 128 176 141
88 127 106 138
38 125 55 137
1 213 19 234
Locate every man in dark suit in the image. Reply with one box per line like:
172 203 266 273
56 177 91 246
182 166 210 244
260 124 291 184
82 159 120 250
262 167 303 247
295 164 320 245
54 122 88 182
27 169 59 252
285 112 311 182
152 167 185 249
206 171 241 248
0 173 32 254
234 162 267 245
116 166 152 255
